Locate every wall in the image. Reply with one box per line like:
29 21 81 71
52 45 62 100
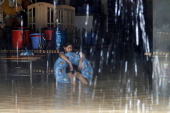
152 0 170 97
153 0 170 52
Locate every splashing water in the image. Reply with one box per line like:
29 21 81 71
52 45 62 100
137 0 150 53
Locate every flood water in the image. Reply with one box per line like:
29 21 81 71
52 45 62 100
0 55 169 113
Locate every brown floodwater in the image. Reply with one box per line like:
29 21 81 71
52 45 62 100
0 70 169 113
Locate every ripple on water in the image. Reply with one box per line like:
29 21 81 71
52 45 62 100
0 73 169 113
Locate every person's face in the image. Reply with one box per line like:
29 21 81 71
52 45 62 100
64 45 73 53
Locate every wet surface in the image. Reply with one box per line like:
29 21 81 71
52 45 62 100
0 55 169 113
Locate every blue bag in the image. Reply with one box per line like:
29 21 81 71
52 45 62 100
20 47 34 56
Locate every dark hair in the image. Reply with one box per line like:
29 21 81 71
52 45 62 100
63 41 73 47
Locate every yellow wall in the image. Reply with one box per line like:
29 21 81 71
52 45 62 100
1 0 22 15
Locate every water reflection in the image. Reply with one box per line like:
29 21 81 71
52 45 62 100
0 67 169 113
54 83 92 109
